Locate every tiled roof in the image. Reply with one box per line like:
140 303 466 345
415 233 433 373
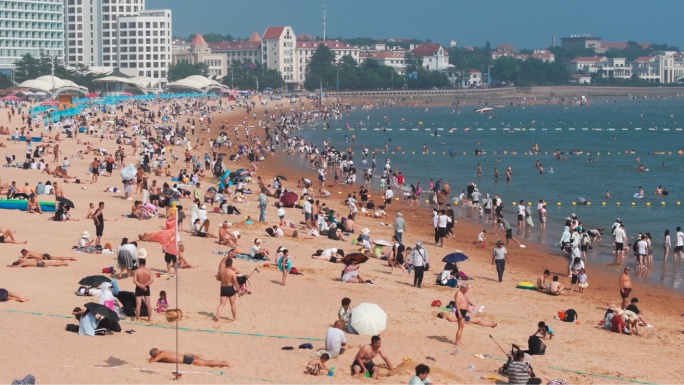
632 56 654 63
190 34 207 46
496 44 515 50
571 56 606 62
248 32 262 42
262 27 285 40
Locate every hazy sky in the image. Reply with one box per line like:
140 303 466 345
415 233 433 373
150 0 684 49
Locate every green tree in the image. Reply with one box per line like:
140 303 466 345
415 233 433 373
0 74 12 89
222 59 284 90
307 44 336 74
484 40 492 54
340 54 357 67
167 61 208 82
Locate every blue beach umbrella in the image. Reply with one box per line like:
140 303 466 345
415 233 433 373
442 252 469 264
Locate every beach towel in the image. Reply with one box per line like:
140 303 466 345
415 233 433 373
212 249 261 262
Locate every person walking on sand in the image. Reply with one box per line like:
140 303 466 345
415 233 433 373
394 212 406 243
93 202 105 246
619 266 632 310
492 239 509 283
258 188 267 222
215 257 239 322
133 257 153 322
410 241 428 288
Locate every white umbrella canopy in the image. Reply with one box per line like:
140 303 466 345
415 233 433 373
350 303 387 336
372 239 392 247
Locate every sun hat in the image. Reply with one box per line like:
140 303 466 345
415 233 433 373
416 240 423 246
81 231 91 238
201 204 206 209
361 228 370 234
496 239 504 244
232 230 240 238
614 308 624 316
137 248 147 259
254 238 262 244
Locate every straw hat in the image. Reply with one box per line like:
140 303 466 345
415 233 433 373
613 308 624 316
137 248 147 259
165 309 183 322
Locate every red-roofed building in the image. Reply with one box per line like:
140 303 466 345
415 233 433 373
495 44 515 52
296 34 314 41
411 43 452 71
261 26 297 87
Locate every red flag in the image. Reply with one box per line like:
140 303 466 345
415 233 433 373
150 229 173 247
165 215 176 230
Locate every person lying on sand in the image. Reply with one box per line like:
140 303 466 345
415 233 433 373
311 248 345 263
20 249 77 261
0 230 27 244
8 258 69 267
148 348 232 368
0 288 28 302
63 178 93 184
437 311 497 328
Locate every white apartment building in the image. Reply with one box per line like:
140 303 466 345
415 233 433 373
261 26 297 88
359 51 406 74
172 34 226 78
411 43 451 71
64 0 145 69
115 9 171 80
0 0 64 74
568 56 632 79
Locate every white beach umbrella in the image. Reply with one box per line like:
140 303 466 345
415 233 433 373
350 303 387 336
372 239 392 247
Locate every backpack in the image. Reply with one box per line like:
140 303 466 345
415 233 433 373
527 335 545 355
603 310 613 331
563 308 578 322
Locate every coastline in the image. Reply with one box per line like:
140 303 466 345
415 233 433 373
0 97 682 384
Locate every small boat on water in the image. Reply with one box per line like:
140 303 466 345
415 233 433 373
474 107 494 113
0 200 56 212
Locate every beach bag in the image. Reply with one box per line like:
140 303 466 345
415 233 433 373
431 300 442 307
563 309 577 322
527 336 544 355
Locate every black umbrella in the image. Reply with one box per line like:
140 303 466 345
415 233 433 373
79 275 111 287
57 197 75 209
342 253 369 265
84 302 120 321
276 175 288 180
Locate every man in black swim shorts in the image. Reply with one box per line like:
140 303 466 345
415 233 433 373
164 252 178 278
133 258 153 321
215 258 239 322
351 335 394 379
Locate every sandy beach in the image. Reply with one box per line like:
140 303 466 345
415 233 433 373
0 96 683 384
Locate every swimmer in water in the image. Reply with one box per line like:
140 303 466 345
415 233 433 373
494 168 499 179
549 167 554 173
606 190 610 198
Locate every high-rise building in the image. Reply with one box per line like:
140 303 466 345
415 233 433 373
64 0 146 69
0 0 65 74
115 9 171 80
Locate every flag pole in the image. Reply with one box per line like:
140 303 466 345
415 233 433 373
174 208 179 379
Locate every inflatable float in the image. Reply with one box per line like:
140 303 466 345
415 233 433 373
0 199 56 212
516 281 537 290
633 193 644 199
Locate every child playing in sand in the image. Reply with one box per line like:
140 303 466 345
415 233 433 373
156 290 169 313
533 321 554 340
409 364 432 385
306 354 330 376
577 268 588 293
277 207 286 225
478 230 486 244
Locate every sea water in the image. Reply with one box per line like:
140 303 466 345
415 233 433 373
295 98 684 291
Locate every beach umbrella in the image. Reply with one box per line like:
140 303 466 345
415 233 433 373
78 275 111 286
121 92 134 97
276 175 288 180
279 192 298 207
342 253 369 265
442 252 469 264
84 92 99 98
120 164 137 180
350 303 387 336
84 302 119 321
57 197 75 209
372 239 392 247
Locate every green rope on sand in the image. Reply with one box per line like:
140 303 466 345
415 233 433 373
0 309 324 341
547 367 656 385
